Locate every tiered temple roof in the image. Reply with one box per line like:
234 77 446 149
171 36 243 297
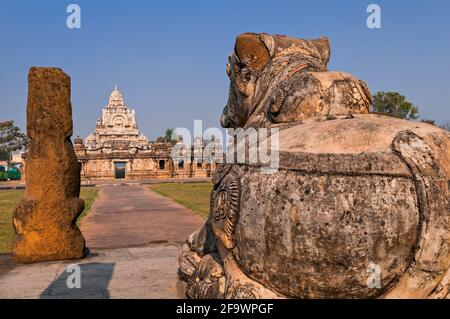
82 85 150 154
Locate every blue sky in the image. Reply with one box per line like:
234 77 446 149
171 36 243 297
1 0 449 140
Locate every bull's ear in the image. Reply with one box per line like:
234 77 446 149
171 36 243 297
235 33 270 72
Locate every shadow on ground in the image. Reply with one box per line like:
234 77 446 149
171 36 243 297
40 262 114 299
0 254 14 278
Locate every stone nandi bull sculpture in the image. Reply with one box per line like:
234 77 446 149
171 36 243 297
179 33 450 298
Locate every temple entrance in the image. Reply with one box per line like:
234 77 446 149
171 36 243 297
114 162 126 179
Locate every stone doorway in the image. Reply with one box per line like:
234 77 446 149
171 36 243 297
114 162 126 179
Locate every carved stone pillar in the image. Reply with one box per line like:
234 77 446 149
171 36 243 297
12 67 86 263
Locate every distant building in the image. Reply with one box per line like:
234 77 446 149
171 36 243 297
0 152 24 181
74 86 218 180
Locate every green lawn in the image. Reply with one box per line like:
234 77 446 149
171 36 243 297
0 189 24 254
77 187 99 226
0 187 98 254
149 182 213 219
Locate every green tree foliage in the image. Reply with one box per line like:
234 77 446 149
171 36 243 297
164 128 177 145
420 119 436 126
372 91 419 120
0 121 28 161
440 121 450 131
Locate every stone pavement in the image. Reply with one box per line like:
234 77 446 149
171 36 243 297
0 185 206 298
0 244 186 298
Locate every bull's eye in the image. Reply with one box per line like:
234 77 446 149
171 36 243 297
237 68 252 82
237 61 245 68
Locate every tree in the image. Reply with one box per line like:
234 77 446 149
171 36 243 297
372 91 419 120
440 121 450 131
164 128 177 145
420 119 436 126
0 121 28 162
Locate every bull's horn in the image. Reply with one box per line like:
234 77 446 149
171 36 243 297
234 33 271 72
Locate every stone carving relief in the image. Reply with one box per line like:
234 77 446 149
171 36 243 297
210 171 240 249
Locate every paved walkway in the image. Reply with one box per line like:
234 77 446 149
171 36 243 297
81 185 205 249
0 185 206 298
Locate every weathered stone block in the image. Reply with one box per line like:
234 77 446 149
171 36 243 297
12 67 86 263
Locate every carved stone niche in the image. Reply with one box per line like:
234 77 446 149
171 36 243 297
12 67 86 263
179 33 450 299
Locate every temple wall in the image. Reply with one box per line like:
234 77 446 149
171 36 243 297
81 159 115 180
78 156 214 180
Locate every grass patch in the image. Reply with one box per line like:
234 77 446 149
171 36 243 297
0 189 24 254
149 182 213 219
0 187 98 254
77 187 99 226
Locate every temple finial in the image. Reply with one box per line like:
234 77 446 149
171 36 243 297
114 84 118 90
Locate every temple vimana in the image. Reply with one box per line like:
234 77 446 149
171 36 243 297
74 86 219 180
